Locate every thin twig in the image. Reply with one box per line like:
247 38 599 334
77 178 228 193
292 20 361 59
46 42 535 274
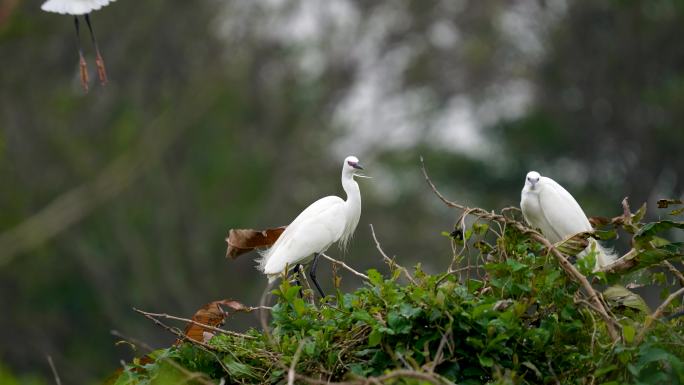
419 157 620 343
133 308 256 340
428 329 451 373
259 280 276 344
293 368 452 385
320 253 369 280
240 305 273 312
636 286 684 344
369 224 417 284
133 308 215 350
547 360 560 385
288 339 307 385
110 329 155 352
46 356 62 385
109 329 217 385
663 260 684 287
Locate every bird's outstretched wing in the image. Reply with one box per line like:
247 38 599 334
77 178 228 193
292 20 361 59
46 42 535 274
41 0 116 15
538 178 593 242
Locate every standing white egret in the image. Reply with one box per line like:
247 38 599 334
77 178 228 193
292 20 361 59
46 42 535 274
41 0 116 91
520 171 616 269
258 156 364 297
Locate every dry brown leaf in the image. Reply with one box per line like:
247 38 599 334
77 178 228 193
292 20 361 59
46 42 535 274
657 198 683 208
178 300 246 344
225 226 286 259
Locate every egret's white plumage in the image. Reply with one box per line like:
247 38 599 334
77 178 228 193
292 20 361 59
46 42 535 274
259 156 363 282
41 0 116 15
520 171 616 269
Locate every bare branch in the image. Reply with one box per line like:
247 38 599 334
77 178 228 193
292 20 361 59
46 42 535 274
46 356 62 385
133 307 255 340
292 368 454 385
288 339 307 385
110 329 154 352
636 286 684 344
110 328 218 385
133 308 217 350
320 253 369 280
420 157 620 343
369 224 416 285
663 260 684 287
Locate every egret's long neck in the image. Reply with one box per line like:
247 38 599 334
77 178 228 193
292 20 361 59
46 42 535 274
340 170 361 248
342 171 360 205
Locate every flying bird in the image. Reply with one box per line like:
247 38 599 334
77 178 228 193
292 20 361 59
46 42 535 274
258 156 364 297
41 0 116 92
520 171 616 269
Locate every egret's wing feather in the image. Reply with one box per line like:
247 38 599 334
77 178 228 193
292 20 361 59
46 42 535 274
538 178 592 242
261 201 346 274
259 196 343 271
42 0 116 15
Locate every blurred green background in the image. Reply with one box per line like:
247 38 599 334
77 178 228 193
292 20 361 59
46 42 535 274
1 0 683 383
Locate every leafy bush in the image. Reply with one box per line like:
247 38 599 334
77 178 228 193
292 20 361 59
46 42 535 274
109 196 684 385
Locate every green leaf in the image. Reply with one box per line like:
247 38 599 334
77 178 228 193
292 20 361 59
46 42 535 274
506 259 527 272
292 298 308 316
632 202 647 223
368 329 382 347
367 269 384 286
634 220 684 244
522 361 542 379
478 355 494 367
594 364 618 377
604 285 650 313
284 285 301 302
398 303 421 319
351 310 373 324
622 324 635 344
473 223 489 236
595 229 618 240
223 358 257 379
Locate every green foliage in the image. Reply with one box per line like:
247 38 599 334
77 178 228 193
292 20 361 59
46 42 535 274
111 207 684 385
0 362 45 385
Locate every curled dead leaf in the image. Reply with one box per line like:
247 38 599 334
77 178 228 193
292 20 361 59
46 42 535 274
657 198 683 209
554 231 592 257
225 226 286 259
178 300 246 344
589 216 612 227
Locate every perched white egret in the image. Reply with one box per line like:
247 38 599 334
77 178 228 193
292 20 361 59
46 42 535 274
520 171 616 269
41 0 116 91
258 156 364 296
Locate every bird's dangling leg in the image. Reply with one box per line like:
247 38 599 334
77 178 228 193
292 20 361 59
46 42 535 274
74 16 89 92
85 13 108 85
309 253 325 298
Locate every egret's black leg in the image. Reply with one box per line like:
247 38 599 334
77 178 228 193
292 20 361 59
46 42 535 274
309 253 325 298
287 264 304 298
74 16 89 92
85 13 108 85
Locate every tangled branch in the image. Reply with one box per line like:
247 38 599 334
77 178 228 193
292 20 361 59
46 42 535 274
419 157 620 343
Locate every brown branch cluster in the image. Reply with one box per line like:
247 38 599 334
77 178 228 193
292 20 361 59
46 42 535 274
419 157 620 343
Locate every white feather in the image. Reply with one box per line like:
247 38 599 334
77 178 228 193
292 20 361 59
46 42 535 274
521 171 616 269
41 0 116 15
258 156 363 282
